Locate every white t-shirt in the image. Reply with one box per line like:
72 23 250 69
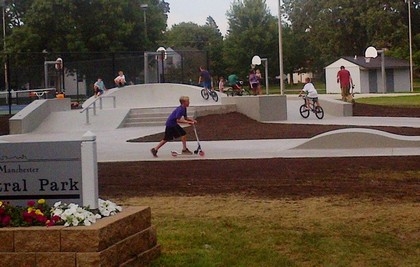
302 82 318 98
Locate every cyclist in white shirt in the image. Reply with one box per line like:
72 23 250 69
299 77 319 110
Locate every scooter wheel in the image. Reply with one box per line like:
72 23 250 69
199 151 205 156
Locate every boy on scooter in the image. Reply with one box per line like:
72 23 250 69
150 96 197 157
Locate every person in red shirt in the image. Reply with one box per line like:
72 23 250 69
336 66 353 102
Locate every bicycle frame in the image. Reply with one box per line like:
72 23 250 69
299 95 324 119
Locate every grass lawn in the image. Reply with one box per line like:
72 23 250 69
119 196 420 266
355 95 420 107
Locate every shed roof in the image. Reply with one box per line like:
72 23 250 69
341 56 410 70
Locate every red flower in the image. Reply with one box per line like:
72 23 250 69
22 211 33 223
52 215 61 222
2 215 11 226
27 200 36 207
35 214 47 223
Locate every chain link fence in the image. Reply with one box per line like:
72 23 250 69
0 50 208 106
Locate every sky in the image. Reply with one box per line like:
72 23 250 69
166 0 280 36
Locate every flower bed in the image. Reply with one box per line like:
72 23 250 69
0 206 160 266
0 199 122 228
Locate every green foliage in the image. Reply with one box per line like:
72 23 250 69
0 0 418 87
224 0 278 78
283 0 419 73
5 0 167 58
164 19 224 77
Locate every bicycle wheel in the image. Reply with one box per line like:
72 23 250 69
315 106 324 119
241 87 251 96
299 104 310 118
201 88 209 100
211 91 219 102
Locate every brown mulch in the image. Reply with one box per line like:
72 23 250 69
128 112 420 142
2 103 419 201
353 102 420 117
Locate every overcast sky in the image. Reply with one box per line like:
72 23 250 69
166 0 280 36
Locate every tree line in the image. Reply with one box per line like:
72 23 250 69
1 0 418 88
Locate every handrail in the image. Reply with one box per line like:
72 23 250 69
0 88 57 104
80 95 116 124
0 88 56 96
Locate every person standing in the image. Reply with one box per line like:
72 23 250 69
255 69 263 95
150 96 197 157
198 66 212 91
336 66 353 102
249 69 260 95
218 76 225 92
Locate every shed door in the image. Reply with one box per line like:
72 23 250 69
369 70 377 93
386 69 394 93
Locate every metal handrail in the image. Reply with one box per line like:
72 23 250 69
80 95 116 124
0 88 56 96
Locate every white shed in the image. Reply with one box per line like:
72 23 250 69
325 56 410 94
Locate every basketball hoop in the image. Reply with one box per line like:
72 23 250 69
364 46 377 63
252 55 262 65
35 91 46 99
55 58 63 70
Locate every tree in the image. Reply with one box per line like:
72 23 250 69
283 0 420 73
224 0 278 80
2 0 168 88
5 0 168 56
164 18 224 79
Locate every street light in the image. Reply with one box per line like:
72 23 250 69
277 0 285 95
1 0 10 114
141 4 148 48
156 47 166 83
405 0 413 92
365 46 386 93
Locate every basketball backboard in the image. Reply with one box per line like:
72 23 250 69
365 46 378 63
252 55 262 65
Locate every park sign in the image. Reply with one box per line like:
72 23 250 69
0 132 98 208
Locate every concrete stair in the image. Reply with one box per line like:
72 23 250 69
120 107 197 128
119 104 237 128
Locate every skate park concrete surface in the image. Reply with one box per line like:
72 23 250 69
2 83 420 162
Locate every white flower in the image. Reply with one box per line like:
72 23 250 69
50 199 119 227
98 198 122 217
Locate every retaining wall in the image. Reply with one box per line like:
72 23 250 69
0 206 160 266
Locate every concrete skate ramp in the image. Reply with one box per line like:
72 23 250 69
82 83 222 109
293 128 420 149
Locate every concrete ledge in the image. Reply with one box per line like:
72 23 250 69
321 96 352 116
9 98 71 134
0 206 161 266
293 128 420 149
193 104 237 117
223 94 287 121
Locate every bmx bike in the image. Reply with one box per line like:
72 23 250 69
299 95 324 119
224 81 251 96
201 86 218 102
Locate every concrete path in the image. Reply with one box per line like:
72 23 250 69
2 84 419 162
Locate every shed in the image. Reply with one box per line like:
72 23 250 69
325 56 410 94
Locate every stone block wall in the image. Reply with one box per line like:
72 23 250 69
0 206 160 266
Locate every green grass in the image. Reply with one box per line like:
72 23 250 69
120 196 420 267
355 94 420 107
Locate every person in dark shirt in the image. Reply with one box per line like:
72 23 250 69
198 66 212 91
150 96 197 157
